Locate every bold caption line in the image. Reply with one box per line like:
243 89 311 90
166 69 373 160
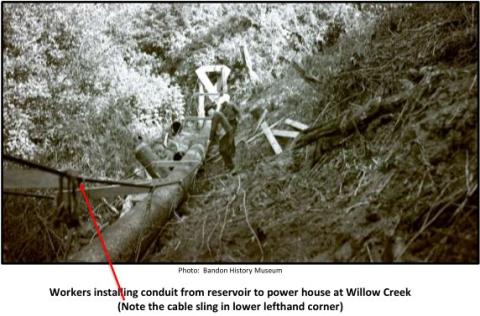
79 183 125 301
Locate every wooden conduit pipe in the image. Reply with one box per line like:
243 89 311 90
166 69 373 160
67 123 210 262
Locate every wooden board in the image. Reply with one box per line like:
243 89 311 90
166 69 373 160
254 109 268 133
152 160 199 168
261 122 282 154
193 92 220 96
197 82 205 128
272 129 299 138
221 66 230 93
215 74 223 95
242 45 259 83
197 65 225 73
3 169 61 189
242 45 253 73
195 65 231 105
284 118 308 131
184 116 212 121
245 118 284 144
196 69 220 102
217 67 230 106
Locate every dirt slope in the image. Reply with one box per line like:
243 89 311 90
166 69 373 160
147 4 478 263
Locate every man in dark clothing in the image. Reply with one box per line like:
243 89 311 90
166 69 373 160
208 100 240 171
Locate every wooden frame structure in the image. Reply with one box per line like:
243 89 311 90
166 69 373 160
261 118 308 155
195 65 231 127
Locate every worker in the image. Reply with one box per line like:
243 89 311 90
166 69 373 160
208 98 240 171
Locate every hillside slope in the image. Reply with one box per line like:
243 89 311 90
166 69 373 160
2 3 477 263
148 4 478 263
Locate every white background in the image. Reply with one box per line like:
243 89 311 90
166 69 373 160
0 264 479 315
1 1 478 314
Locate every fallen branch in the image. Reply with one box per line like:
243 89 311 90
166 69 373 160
396 188 469 261
101 198 119 215
243 190 264 261
286 58 322 86
295 91 410 148
254 109 268 133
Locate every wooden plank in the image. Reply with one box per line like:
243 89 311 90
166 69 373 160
180 133 209 139
197 82 205 128
184 116 212 121
245 118 284 144
272 129 299 138
195 68 219 102
207 118 285 163
221 66 230 93
254 109 268 133
215 74 223 97
242 45 253 72
102 197 119 215
284 118 309 131
193 92 220 96
261 122 282 154
195 65 231 105
3 169 60 189
163 132 169 147
242 45 259 83
152 160 199 168
198 65 224 73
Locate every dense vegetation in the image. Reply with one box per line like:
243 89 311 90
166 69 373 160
3 3 366 176
151 3 478 263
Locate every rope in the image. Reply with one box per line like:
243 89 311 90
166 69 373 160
4 154 68 177
3 154 181 190
81 176 155 188
3 190 55 200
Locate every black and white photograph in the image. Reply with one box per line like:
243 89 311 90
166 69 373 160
1 2 478 263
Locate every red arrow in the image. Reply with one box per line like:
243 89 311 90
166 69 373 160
79 183 125 301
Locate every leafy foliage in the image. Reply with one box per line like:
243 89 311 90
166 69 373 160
133 4 369 105
2 3 184 176
2 3 374 262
